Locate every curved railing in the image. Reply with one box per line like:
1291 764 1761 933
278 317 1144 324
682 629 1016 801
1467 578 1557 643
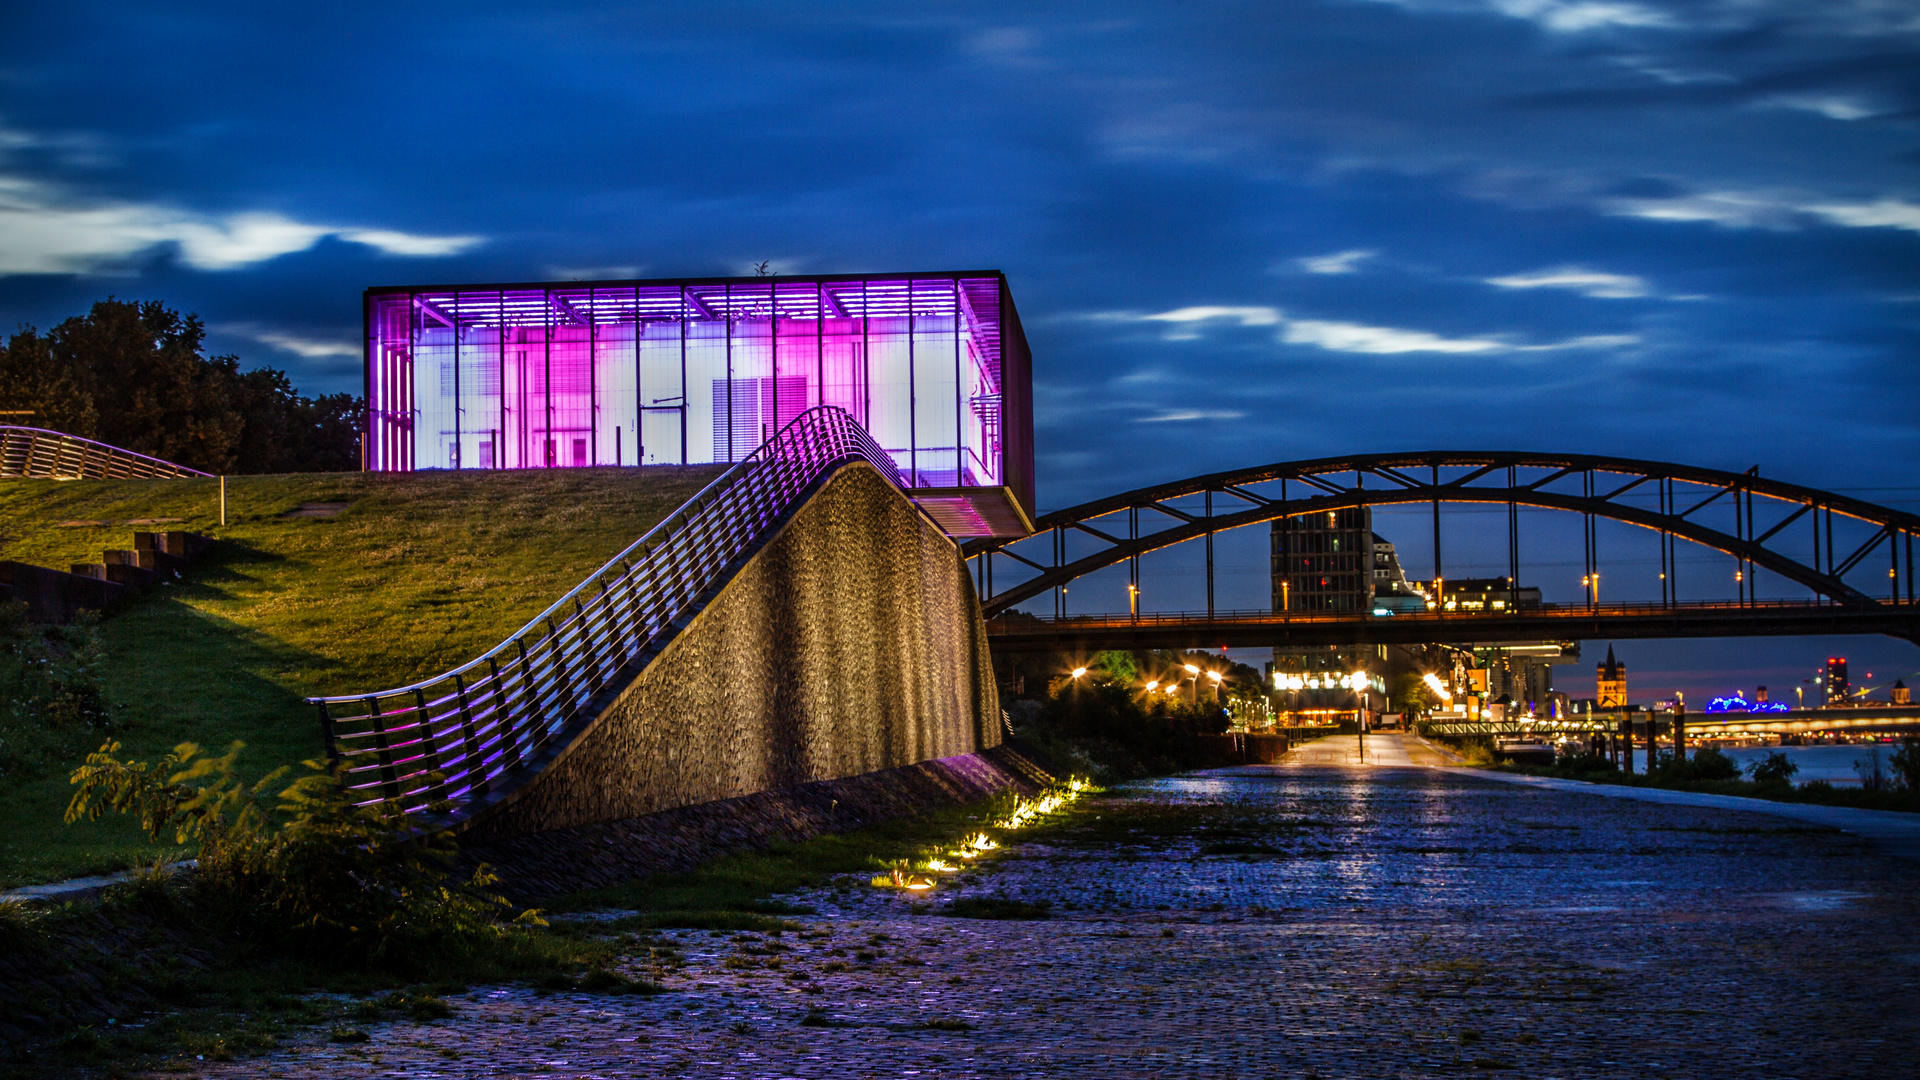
0 426 212 479
308 406 901 820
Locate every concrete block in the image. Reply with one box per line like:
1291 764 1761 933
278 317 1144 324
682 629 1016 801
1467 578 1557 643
102 563 160 591
0 562 128 623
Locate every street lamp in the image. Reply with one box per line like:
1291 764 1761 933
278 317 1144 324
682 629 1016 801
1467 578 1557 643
1071 667 1088 679
1207 669 1223 704
1183 663 1202 705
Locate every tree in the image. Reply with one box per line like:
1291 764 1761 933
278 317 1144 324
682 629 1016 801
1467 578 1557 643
0 299 362 473
1390 672 1433 716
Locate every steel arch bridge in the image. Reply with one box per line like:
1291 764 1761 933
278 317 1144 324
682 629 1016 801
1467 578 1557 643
961 451 1920 649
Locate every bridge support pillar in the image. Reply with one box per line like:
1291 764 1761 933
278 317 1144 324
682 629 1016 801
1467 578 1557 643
1672 703 1687 764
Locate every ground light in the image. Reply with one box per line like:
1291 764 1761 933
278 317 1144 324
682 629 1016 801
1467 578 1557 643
870 780 1091 892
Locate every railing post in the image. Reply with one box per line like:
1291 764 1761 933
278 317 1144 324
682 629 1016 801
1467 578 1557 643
453 672 484 797
490 655 520 774
414 688 446 804
513 636 538 755
366 695 400 803
316 701 338 765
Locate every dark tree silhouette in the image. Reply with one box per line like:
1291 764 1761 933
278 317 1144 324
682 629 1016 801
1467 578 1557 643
0 298 363 473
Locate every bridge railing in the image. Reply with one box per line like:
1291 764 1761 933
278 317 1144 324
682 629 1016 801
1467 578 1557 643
989 596 1913 629
307 406 901 820
0 426 212 480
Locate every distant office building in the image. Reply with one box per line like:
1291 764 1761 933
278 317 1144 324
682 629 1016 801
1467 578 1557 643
361 272 1034 536
1826 656 1850 705
1270 508 1428 615
1596 644 1627 708
1271 507 1373 613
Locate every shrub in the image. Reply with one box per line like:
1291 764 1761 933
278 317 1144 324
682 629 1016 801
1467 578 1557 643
1746 751 1799 786
1687 747 1741 782
65 740 544 971
1892 738 1920 792
1554 750 1616 775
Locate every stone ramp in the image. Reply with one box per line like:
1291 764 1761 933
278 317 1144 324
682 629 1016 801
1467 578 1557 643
455 460 1002 845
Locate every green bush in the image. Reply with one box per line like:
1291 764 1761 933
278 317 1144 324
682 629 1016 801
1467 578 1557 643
65 740 544 972
1746 751 1799 786
1011 680 1230 781
1688 747 1742 782
1555 750 1617 775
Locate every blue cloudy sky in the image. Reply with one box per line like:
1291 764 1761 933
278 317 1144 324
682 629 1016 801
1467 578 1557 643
2 1 1915 698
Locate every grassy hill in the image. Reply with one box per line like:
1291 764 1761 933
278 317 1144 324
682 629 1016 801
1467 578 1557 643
0 465 725 887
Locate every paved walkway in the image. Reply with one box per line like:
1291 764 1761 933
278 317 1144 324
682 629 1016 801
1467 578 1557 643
1280 731 1439 767
198 759 1920 1079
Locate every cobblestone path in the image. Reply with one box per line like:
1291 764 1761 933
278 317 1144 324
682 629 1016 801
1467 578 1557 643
206 743 1920 1079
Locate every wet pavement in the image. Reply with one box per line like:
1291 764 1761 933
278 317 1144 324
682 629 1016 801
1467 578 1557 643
201 736 1920 1078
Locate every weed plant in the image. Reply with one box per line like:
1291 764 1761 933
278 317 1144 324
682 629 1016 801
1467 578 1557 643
64 739 547 972
0 605 112 781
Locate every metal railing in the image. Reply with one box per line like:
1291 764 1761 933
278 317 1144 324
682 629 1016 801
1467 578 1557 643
0 426 212 480
991 595 1918 631
307 406 900 820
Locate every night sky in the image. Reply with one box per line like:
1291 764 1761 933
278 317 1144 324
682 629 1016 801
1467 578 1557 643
2 2 1915 701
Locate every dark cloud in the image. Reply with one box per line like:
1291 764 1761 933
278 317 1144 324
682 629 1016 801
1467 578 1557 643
0 0 1913 681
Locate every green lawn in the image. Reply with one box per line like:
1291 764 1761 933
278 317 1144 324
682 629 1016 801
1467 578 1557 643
0 466 725 887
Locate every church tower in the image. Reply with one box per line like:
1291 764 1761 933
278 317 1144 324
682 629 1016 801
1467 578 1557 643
1596 645 1627 709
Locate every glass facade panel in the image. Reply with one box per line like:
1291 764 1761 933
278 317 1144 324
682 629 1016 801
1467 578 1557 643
363 272 1034 528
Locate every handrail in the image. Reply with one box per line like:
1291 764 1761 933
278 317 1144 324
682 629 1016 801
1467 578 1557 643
991 597 1920 627
0 425 212 479
307 406 901 820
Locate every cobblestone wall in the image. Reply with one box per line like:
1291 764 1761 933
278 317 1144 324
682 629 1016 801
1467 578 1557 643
461 461 1001 843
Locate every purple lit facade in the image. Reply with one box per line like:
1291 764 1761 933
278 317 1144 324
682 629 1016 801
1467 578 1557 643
364 272 1034 536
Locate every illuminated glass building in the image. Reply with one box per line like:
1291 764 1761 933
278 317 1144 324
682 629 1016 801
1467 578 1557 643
363 272 1034 536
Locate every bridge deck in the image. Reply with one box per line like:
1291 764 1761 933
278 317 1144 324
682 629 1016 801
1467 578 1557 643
986 598 1920 650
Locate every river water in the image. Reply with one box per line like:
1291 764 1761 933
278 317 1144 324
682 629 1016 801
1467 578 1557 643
1617 743 1907 785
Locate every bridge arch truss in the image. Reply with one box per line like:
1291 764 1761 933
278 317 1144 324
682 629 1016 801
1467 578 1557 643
962 452 1919 635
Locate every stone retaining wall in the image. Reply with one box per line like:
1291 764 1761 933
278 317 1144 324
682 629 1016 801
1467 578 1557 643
468 744 1055 901
461 461 1001 845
